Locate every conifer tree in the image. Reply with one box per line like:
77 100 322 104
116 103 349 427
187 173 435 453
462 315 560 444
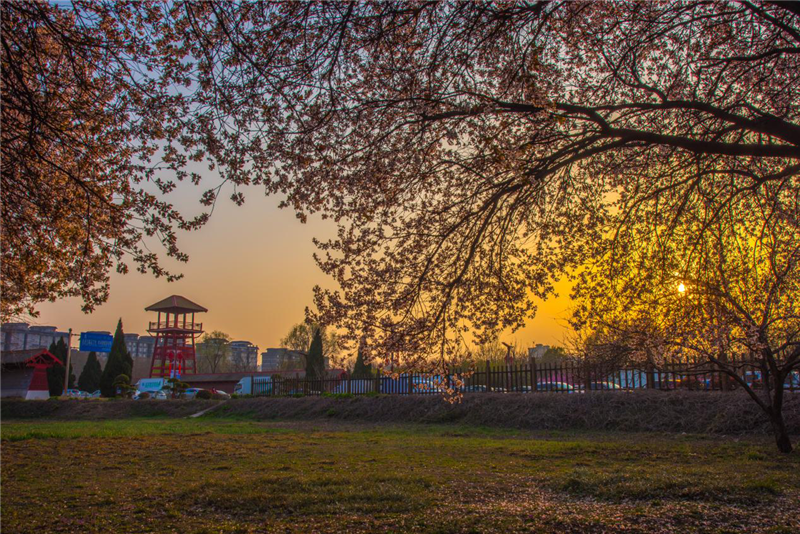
46 337 74 395
99 319 133 397
46 340 62 396
352 345 372 379
78 351 103 393
305 329 324 380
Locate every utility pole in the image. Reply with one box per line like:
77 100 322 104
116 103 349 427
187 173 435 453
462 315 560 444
62 328 73 396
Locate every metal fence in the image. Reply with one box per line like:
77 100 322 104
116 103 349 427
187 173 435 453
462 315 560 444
249 356 800 397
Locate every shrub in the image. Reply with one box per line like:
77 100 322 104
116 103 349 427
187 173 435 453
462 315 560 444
138 391 151 400
211 393 228 400
322 392 354 400
195 389 213 400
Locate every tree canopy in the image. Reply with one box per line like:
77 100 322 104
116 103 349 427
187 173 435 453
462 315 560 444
4 1 797 348
281 321 341 362
196 331 232 374
1 1 212 319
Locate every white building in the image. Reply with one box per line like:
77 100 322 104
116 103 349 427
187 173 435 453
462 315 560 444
1 323 70 353
124 333 157 358
260 348 306 371
229 340 259 372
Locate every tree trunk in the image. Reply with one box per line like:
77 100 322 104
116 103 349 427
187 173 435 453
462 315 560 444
770 413 793 454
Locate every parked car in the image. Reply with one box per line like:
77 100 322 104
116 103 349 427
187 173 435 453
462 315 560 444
742 371 763 388
536 381 579 393
183 388 204 399
65 389 87 398
151 390 169 400
89 390 101 398
210 389 231 399
462 385 487 393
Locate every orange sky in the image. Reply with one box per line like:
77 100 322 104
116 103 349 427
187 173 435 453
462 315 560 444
33 186 573 356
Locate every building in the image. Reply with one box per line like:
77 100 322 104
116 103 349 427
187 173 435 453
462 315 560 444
229 340 259 372
123 333 157 358
1 349 63 399
1 323 70 353
528 344 550 360
260 348 306 371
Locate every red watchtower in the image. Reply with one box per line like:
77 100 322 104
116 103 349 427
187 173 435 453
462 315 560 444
146 295 207 378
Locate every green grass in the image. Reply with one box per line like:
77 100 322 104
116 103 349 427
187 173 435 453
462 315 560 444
2 419 799 533
0 418 288 441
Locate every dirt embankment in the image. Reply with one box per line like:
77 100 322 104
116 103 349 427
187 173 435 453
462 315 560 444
3 391 798 435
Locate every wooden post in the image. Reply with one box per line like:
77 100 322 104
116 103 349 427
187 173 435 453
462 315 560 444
62 328 73 396
347 372 351 394
250 374 254 396
530 357 537 391
407 372 413 395
485 360 491 392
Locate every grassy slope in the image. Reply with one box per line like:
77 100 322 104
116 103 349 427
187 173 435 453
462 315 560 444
2 418 799 533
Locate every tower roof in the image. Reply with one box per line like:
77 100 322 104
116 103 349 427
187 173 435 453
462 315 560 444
145 295 208 313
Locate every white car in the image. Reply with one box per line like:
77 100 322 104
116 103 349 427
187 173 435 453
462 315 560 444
183 388 203 399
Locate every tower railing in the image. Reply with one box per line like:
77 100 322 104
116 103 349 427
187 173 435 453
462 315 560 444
148 321 203 332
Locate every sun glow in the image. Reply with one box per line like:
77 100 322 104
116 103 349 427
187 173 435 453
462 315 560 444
677 282 686 293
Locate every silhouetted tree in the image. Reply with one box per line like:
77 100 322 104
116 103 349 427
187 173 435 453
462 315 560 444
46 337 73 395
352 344 373 379
305 329 325 380
77 351 102 393
99 320 132 397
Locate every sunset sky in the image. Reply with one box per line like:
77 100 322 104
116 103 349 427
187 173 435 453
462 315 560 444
33 182 572 357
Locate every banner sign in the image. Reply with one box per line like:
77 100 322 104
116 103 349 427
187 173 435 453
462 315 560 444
136 378 167 392
79 332 113 353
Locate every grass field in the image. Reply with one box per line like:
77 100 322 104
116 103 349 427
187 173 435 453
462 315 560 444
2 417 799 533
